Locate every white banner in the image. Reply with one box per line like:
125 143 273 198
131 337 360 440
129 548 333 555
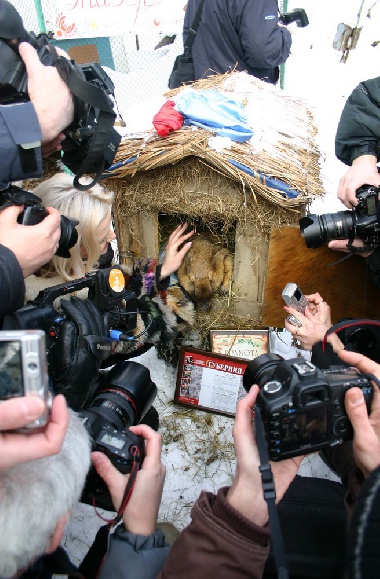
53 0 186 39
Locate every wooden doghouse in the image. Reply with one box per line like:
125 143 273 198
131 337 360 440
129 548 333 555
105 72 324 326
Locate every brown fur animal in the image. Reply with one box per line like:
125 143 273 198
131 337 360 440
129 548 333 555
177 236 234 305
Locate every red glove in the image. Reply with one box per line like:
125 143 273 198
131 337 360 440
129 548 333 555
153 100 184 137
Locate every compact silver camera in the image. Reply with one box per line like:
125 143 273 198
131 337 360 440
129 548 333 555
282 283 310 314
0 330 51 430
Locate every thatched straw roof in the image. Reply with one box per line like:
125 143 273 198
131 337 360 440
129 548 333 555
104 71 324 212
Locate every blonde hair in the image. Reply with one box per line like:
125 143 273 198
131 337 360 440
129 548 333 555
33 173 114 281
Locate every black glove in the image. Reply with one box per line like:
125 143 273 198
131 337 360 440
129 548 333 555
52 296 112 410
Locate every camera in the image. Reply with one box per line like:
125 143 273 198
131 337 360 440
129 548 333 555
243 353 374 461
280 8 309 28
2 266 137 357
282 283 310 314
299 185 380 250
0 329 52 431
0 0 121 190
1 184 78 258
79 360 157 509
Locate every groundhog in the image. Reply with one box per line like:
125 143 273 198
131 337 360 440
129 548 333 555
177 236 234 305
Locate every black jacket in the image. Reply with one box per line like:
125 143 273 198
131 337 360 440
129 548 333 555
335 76 380 166
0 244 25 323
183 0 292 84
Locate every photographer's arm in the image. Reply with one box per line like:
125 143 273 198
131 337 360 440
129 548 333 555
335 77 380 208
20 42 74 143
158 387 302 579
0 394 68 469
340 349 380 479
92 424 169 579
0 205 61 278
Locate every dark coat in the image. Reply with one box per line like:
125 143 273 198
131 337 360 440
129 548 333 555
183 0 292 84
335 76 380 166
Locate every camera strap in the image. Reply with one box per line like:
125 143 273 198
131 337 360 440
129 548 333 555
322 319 380 353
255 406 289 579
78 444 143 578
54 56 117 191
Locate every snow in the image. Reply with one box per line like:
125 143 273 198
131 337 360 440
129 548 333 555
63 0 380 564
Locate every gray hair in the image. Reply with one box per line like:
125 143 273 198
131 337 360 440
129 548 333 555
0 410 91 577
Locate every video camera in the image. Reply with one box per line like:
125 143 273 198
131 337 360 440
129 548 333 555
0 0 121 190
299 185 380 251
1 184 78 258
280 8 309 28
2 266 137 358
243 353 373 461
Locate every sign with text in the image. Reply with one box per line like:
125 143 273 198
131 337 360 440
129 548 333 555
175 347 248 417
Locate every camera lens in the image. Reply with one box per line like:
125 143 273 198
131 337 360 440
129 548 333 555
56 216 79 258
243 353 283 392
80 361 157 433
299 211 354 248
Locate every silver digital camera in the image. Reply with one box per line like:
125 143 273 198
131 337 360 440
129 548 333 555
0 330 51 430
282 283 310 314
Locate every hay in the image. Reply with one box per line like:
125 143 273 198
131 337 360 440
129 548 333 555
104 70 324 212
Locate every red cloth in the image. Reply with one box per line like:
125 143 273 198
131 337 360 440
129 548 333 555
153 100 184 137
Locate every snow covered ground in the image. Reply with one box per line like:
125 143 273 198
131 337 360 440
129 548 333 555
63 0 380 564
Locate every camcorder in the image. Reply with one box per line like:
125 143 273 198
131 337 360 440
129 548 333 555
0 0 121 190
280 8 309 28
299 185 380 251
79 360 157 510
243 353 374 461
0 329 52 431
2 266 137 360
0 184 78 258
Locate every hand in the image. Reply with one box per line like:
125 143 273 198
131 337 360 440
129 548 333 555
0 394 69 470
283 293 342 351
92 423 165 535
41 133 66 158
328 237 374 258
0 205 61 278
160 223 194 279
227 386 302 526
339 349 380 478
52 297 112 409
337 155 380 208
19 42 74 142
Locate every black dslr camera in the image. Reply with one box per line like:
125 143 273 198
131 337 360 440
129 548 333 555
300 185 380 250
3 266 137 356
0 0 121 190
243 353 373 461
280 8 309 28
1 184 78 258
79 360 157 509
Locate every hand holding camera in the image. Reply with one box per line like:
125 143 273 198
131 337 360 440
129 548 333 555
0 204 61 278
337 155 380 209
92 423 165 534
0 393 68 469
227 385 303 526
338 349 380 478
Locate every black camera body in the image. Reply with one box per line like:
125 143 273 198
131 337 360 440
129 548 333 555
3 266 137 356
300 185 380 249
0 0 121 189
243 354 373 461
280 8 309 28
79 360 157 509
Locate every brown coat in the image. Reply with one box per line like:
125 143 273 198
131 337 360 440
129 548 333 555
157 487 270 579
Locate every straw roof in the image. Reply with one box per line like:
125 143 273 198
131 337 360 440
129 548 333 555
104 70 324 213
